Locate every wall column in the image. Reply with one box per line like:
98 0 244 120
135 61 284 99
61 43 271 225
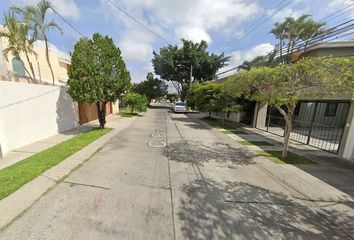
338 100 354 161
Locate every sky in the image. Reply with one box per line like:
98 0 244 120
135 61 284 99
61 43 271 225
1 0 353 84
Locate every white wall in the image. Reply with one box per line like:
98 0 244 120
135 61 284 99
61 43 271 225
0 82 79 156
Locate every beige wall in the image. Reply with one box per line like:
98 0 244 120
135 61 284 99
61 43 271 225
0 25 70 86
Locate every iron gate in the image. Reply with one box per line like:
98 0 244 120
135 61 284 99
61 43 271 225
260 101 350 153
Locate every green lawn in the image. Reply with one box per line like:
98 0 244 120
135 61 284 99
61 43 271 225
0 128 111 200
257 150 314 164
239 141 274 146
202 117 235 129
119 111 140 117
222 130 248 135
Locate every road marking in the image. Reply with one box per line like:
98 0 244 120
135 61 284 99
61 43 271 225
147 140 167 148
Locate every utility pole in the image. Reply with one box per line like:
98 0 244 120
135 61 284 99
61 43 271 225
189 65 193 88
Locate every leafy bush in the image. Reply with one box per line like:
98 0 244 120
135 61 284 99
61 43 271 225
125 93 148 113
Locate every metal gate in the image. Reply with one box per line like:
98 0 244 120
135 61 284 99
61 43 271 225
260 101 350 153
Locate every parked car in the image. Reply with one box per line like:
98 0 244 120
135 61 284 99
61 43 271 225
173 102 187 113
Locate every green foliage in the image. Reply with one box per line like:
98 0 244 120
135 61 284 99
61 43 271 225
258 151 314 164
189 82 241 118
0 128 111 200
152 39 229 100
167 93 178 102
67 33 131 128
125 93 148 113
68 33 131 103
0 11 37 80
270 15 326 63
132 72 168 101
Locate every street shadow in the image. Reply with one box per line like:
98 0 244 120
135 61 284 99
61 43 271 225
170 117 207 130
178 179 353 239
56 86 80 133
202 118 354 199
166 140 255 168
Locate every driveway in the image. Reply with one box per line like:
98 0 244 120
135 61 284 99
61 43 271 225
0 105 353 239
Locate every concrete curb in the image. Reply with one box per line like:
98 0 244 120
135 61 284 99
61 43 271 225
0 116 137 230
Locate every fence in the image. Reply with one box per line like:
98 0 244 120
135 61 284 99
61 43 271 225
257 101 350 153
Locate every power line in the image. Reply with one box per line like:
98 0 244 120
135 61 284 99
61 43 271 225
214 19 354 80
106 0 171 45
51 7 85 37
218 0 295 53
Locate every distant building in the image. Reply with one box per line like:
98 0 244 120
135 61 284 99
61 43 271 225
0 24 70 86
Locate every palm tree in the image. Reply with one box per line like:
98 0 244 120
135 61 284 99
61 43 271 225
300 19 326 53
13 0 62 85
0 11 37 81
270 22 287 63
271 15 326 64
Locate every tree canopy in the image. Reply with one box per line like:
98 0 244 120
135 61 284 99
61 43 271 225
152 39 229 101
132 72 168 102
67 33 131 128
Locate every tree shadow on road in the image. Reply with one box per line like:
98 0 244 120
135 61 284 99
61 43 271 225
166 140 255 168
178 179 352 240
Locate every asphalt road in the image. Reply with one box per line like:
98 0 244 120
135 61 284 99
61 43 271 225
0 104 353 239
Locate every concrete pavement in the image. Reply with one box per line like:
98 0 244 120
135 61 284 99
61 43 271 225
0 105 353 239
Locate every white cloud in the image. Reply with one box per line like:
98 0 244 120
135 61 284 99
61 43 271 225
120 40 153 62
51 0 80 20
19 0 81 20
219 43 274 75
175 26 212 43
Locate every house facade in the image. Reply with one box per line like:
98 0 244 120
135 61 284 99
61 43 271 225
253 41 354 161
0 24 70 86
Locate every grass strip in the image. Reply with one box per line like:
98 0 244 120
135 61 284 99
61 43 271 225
222 130 248 135
0 128 111 200
202 117 237 130
257 150 314 164
239 141 274 146
119 111 140 117
202 117 249 135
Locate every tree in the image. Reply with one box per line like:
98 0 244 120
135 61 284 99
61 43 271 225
271 15 326 63
227 57 354 159
0 11 37 81
132 72 168 102
13 0 63 85
67 33 131 128
188 83 241 122
238 50 279 71
152 39 229 101
125 93 148 114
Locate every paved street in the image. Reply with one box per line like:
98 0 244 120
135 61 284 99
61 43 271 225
1 105 353 240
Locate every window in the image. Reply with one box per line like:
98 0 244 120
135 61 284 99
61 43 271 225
324 102 338 117
12 58 26 76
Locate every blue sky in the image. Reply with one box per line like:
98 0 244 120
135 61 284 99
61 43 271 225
1 0 353 83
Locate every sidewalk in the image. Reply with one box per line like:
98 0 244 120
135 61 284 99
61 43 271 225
0 113 137 229
0 114 124 171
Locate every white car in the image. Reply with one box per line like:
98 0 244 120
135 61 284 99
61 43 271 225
173 102 187 113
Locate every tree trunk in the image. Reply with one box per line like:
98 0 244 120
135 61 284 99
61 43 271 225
208 112 211 118
282 119 292 159
24 51 36 82
96 102 107 129
276 105 295 160
44 37 55 85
